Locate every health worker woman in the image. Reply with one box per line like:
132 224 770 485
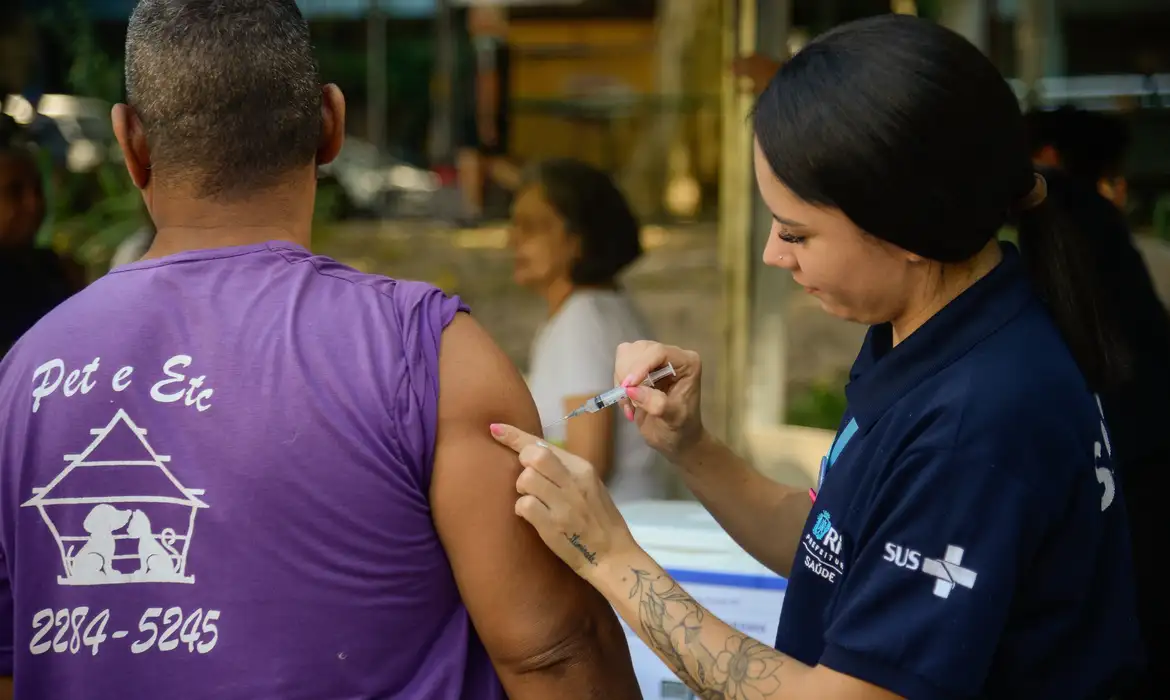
487 14 1143 700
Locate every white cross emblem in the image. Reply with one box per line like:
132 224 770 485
920 545 978 599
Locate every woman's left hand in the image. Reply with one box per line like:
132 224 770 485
489 423 638 579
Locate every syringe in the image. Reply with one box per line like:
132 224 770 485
544 363 676 429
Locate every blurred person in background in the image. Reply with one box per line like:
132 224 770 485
1027 105 1170 700
0 114 83 357
0 2 640 699
1029 106 1133 208
512 158 669 502
454 4 518 225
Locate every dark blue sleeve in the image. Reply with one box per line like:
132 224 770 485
819 447 1048 699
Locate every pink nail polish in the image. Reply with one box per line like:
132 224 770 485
490 424 504 437
625 386 640 400
622 374 639 388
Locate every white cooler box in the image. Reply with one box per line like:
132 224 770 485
617 500 788 700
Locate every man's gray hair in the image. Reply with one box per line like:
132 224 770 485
125 0 322 198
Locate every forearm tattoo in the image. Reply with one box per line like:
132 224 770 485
626 568 786 699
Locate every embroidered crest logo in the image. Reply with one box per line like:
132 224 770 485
811 511 833 541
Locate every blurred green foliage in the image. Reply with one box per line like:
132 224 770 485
915 0 943 21
1154 194 1170 241
36 0 142 271
785 378 848 430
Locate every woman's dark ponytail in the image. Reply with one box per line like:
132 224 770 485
1015 175 1128 392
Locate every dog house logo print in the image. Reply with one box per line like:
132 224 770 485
22 409 209 586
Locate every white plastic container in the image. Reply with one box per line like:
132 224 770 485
617 500 788 700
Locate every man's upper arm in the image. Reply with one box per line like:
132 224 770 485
820 448 1045 699
429 313 640 699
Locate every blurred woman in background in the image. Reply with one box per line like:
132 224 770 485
0 115 83 356
510 158 668 502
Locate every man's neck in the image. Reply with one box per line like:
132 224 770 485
140 184 314 260
144 225 307 260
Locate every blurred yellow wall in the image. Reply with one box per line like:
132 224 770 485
507 20 657 169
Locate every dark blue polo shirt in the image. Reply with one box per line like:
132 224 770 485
774 243 1143 699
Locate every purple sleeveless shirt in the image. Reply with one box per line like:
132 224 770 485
0 242 505 699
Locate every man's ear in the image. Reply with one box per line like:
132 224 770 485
111 104 151 190
317 84 346 166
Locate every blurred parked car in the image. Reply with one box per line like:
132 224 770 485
318 137 441 219
3 94 118 173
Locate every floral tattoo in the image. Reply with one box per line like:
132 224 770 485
626 568 786 699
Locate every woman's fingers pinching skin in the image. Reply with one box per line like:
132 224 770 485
514 493 552 525
516 465 560 505
517 442 570 487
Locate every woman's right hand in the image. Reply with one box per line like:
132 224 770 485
614 341 705 462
